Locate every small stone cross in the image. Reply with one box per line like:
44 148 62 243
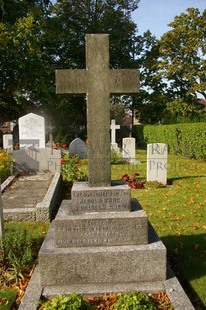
110 119 120 144
56 34 139 187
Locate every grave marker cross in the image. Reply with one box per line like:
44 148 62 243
56 34 139 187
110 119 120 145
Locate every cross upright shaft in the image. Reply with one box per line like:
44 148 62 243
56 34 139 187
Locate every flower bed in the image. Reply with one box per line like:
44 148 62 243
0 151 13 182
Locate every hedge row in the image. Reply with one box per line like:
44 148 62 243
133 123 206 160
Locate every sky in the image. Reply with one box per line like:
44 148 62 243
132 0 206 38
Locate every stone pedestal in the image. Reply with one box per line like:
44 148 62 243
39 182 167 293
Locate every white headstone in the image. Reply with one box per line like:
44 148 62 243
69 138 87 159
110 119 120 144
122 137 136 163
110 119 120 154
19 113 45 149
0 181 4 236
147 143 168 185
3 134 13 151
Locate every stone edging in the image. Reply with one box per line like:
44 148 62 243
19 264 195 310
2 172 61 222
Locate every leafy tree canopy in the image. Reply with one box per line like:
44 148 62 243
158 8 206 100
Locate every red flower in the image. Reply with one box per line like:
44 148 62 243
76 162 81 167
60 158 65 163
121 174 129 182
62 144 67 149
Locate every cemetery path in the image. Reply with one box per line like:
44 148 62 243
2 172 53 209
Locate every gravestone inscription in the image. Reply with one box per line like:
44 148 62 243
56 34 139 187
19 113 45 149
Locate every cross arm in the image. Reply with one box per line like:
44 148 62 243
109 69 140 94
55 69 88 94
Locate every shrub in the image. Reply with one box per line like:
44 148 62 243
114 291 156 310
0 230 33 284
60 154 87 183
39 293 93 310
142 123 206 160
0 151 13 182
0 288 17 310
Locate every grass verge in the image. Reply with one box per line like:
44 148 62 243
112 149 206 308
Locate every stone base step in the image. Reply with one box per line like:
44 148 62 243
39 223 167 287
43 281 165 299
54 200 148 247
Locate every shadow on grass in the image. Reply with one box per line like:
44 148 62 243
162 233 206 309
168 175 206 183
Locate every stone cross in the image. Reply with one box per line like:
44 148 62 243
110 119 120 144
56 34 139 187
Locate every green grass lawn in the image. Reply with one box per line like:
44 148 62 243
112 150 206 307
1 151 205 308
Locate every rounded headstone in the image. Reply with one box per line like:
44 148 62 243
69 138 87 159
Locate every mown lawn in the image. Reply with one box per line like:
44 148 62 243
0 150 205 308
112 150 206 307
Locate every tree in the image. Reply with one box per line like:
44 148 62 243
0 0 53 120
44 0 141 138
158 8 206 103
131 31 169 124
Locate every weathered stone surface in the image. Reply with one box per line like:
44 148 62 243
2 172 61 222
18 266 42 310
38 34 172 304
39 223 166 287
71 182 131 213
54 201 148 247
56 34 139 187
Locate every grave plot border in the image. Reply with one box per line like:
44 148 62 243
1 172 61 222
19 222 195 310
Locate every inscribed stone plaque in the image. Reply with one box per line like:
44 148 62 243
3 134 13 151
19 113 45 149
122 137 136 163
71 182 130 213
147 143 168 185
69 138 87 159
54 208 148 247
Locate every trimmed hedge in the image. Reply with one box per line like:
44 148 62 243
133 123 206 160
